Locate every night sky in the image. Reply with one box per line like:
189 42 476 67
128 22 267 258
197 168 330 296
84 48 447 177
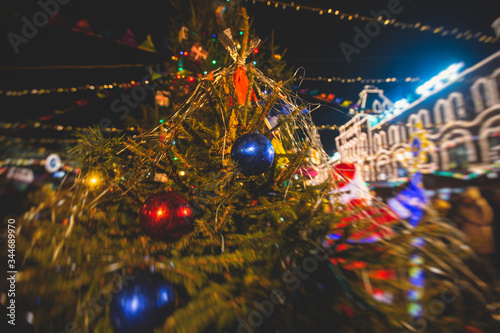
0 0 498 154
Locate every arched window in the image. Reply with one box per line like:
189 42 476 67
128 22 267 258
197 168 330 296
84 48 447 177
352 139 359 157
448 92 467 119
363 164 371 181
379 131 388 149
382 100 393 112
493 68 500 97
400 125 407 143
373 134 381 153
434 99 453 124
360 134 368 154
372 100 382 113
440 129 476 170
471 77 499 112
479 114 500 164
418 109 432 128
376 155 393 180
407 114 420 135
388 125 399 145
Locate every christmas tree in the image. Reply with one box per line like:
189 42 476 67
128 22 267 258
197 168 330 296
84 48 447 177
4 12 500 333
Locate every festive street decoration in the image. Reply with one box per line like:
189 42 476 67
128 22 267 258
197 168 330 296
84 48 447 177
139 34 156 52
335 52 500 184
331 162 372 205
189 43 209 63
12 9 499 333
44 154 62 173
215 5 226 24
250 0 498 44
73 18 94 35
233 66 257 105
155 90 171 107
231 133 275 176
120 28 138 46
139 191 194 242
110 271 176 333
297 75 420 84
178 26 189 43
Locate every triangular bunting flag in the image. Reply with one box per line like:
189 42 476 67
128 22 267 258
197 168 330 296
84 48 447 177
340 100 353 107
314 93 335 103
73 18 94 35
139 34 156 52
120 28 137 46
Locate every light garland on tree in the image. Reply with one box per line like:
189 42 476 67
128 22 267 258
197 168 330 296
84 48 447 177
248 0 498 44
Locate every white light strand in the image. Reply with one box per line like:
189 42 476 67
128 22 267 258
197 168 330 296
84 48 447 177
249 0 498 44
296 76 420 84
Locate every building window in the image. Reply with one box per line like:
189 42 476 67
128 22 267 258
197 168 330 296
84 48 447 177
418 109 432 128
396 161 408 177
372 100 382 113
400 126 407 143
380 131 387 149
388 126 399 145
433 99 453 124
373 134 381 153
448 93 467 119
489 134 500 163
448 143 469 170
471 77 499 112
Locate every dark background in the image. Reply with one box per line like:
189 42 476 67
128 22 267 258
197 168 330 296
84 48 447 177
0 0 498 154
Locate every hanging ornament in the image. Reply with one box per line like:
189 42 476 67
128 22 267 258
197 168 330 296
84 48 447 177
139 191 194 242
215 5 226 24
233 66 257 105
155 90 170 107
189 43 208 63
231 133 275 176
178 26 189 43
110 271 176 333
218 28 260 105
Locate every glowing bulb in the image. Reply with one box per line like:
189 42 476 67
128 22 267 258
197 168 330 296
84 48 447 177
89 176 99 185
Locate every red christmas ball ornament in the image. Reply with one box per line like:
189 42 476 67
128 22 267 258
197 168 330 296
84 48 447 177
139 191 194 242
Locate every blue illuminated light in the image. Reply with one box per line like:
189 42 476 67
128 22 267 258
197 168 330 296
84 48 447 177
53 170 66 178
393 98 409 111
416 62 464 96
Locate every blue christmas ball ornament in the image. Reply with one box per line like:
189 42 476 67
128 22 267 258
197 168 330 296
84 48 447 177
231 133 275 176
110 272 176 333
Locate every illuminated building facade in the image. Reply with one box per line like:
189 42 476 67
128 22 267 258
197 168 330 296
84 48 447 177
335 51 500 187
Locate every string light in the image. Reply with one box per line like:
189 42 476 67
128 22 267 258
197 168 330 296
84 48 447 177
296 76 420 84
248 0 498 44
0 121 139 133
0 157 79 173
87 173 102 187
0 80 148 97
314 124 337 131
